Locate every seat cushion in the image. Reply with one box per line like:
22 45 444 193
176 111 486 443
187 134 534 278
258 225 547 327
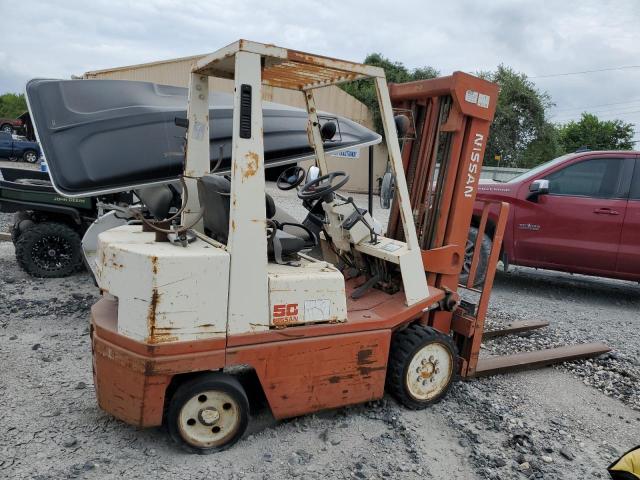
272 208 313 243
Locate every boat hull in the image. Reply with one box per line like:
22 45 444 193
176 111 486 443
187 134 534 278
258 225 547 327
26 79 381 196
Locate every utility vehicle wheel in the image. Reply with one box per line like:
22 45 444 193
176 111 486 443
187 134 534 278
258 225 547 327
15 222 83 278
387 324 457 409
23 150 38 163
0 124 12 133
459 226 492 288
167 373 249 453
11 212 33 244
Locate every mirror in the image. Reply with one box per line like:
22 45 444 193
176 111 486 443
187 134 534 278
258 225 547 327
320 121 337 141
527 179 549 202
394 114 411 137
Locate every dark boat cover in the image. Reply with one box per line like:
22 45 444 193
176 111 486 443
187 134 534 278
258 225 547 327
26 79 381 196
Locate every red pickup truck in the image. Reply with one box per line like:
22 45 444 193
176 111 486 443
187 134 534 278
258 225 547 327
0 117 23 134
468 150 640 283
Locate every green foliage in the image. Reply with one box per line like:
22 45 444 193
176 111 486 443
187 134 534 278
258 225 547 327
0 93 27 119
480 65 558 168
340 53 439 133
556 113 634 152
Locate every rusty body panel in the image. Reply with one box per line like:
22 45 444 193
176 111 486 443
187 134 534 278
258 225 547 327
228 330 390 419
91 278 443 427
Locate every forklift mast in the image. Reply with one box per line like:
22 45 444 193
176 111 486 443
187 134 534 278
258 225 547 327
387 73 609 377
388 73 498 334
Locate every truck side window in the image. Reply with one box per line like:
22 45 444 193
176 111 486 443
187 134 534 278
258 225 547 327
546 158 624 198
630 160 640 200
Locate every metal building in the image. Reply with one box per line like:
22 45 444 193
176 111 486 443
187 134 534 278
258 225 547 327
84 54 388 192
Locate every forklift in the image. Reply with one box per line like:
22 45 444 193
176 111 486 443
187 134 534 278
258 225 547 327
87 40 609 453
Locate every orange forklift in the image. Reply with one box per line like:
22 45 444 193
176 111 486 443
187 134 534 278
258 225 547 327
32 40 608 452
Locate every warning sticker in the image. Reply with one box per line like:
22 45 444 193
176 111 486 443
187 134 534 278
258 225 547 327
304 299 331 321
477 93 490 108
465 90 491 109
465 90 479 104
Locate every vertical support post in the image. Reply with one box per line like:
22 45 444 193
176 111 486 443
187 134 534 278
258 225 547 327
303 89 329 174
368 145 374 214
375 77 428 305
226 51 269 335
182 73 210 233
374 78 420 252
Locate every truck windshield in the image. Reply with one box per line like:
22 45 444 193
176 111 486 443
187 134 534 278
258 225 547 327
506 153 576 182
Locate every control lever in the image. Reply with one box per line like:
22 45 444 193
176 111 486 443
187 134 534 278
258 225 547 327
336 195 379 244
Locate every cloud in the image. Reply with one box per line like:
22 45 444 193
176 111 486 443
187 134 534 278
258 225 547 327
2 0 639 136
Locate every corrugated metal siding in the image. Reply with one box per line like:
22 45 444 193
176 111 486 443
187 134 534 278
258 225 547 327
84 56 373 128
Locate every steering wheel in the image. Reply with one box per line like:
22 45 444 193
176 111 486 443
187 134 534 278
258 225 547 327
298 171 350 201
276 166 306 191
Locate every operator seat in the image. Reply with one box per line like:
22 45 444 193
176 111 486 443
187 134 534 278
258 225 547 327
197 175 315 259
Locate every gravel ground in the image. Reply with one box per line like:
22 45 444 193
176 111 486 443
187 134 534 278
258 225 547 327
0 184 638 479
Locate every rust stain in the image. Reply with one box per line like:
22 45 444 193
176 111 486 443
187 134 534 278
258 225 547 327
328 374 354 384
357 348 375 366
242 151 260 180
151 256 159 275
146 289 176 344
358 365 386 376
147 289 159 328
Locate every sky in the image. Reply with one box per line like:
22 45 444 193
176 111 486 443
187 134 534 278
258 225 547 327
2 0 640 141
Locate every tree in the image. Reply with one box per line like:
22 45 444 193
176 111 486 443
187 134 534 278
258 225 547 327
556 113 634 153
480 66 558 168
0 93 28 119
340 54 439 133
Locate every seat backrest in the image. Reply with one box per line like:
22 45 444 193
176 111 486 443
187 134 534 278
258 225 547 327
136 184 176 219
198 175 232 243
198 175 276 244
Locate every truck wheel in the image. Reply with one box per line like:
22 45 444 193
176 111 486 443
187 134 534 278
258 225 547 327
167 373 249 453
15 222 83 277
23 150 38 163
459 226 492 288
386 324 457 409
0 124 12 133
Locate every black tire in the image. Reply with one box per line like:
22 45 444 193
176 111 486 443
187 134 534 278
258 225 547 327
11 211 33 244
167 373 249 454
386 324 457 410
459 226 492 288
0 124 12 133
22 150 38 163
15 222 83 278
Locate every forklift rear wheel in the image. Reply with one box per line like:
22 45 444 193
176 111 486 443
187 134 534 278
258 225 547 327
167 373 249 454
387 324 457 409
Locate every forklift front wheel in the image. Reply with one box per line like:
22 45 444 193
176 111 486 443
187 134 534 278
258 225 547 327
167 373 249 454
387 324 457 409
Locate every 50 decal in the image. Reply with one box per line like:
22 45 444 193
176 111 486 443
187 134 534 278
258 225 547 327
272 303 299 325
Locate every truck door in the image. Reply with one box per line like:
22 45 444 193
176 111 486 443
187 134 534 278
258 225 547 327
514 157 628 273
0 132 12 158
616 157 640 279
